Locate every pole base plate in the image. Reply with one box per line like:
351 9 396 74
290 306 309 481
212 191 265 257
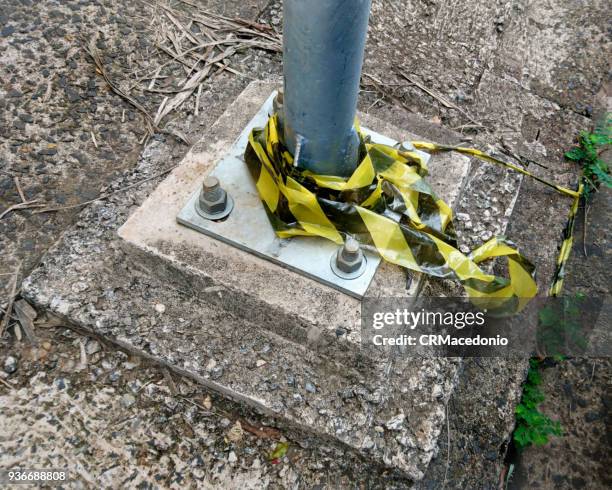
176 92 430 299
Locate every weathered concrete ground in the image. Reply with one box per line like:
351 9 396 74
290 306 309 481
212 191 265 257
1 323 386 489
508 186 612 490
0 0 277 292
1 0 610 487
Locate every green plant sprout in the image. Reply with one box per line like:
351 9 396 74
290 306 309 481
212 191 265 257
513 358 563 450
565 113 612 200
514 119 612 450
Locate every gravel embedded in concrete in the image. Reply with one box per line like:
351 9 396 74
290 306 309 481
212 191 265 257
1 0 610 487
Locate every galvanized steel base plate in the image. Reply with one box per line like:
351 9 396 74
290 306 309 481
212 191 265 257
177 92 429 299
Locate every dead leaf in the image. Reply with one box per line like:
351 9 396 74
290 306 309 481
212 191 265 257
34 313 65 328
202 395 212 410
227 420 243 443
239 419 281 440
14 299 37 343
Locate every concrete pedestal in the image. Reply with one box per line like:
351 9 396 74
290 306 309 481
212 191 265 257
22 82 526 483
117 81 471 369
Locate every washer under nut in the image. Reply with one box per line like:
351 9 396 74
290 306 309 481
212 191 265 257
195 176 234 220
331 237 367 279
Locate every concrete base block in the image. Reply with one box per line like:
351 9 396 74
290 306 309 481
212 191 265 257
22 206 460 482
17 81 476 482
117 81 471 367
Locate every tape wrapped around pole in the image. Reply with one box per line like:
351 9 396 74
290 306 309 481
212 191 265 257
244 114 580 314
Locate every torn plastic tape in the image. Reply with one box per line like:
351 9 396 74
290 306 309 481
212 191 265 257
245 114 541 315
549 183 583 297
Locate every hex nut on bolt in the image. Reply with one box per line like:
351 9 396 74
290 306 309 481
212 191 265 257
398 140 415 152
195 176 234 220
331 237 367 279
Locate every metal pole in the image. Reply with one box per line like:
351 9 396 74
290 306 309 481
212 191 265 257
282 0 372 177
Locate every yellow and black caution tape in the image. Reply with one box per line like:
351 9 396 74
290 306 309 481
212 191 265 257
548 183 583 297
412 142 583 298
244 114 581 313
411 143 580 199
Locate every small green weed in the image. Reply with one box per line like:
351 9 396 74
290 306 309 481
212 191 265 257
565 114 612 200
513 118 609 452
513 359 562 450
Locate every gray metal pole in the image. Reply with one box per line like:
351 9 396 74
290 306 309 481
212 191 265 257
282 0 371 177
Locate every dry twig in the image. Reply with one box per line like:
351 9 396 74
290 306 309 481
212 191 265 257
162 368 178 395
83 0 281 145
194 82 202 116
33 165 177 214
1 263 21 339
499 139 550 170
179 395 213 415
13 177 26 203
239 418 281 440
13 299 37 343
177 0 277 35
396 69 486 130
0 200 45 220
362 72 414 114
106 0 280 135
0 378 15 390
84 39 157 136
